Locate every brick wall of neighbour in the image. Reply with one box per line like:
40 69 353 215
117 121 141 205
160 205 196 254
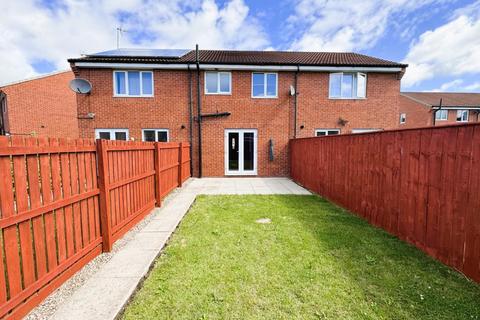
399 95 480 128
74 68 402 177
399 95 432 128
0 71 79 138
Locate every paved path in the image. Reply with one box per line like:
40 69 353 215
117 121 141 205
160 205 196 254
50 178 310 320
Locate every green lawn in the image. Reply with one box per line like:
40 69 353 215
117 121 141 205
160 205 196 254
123 195 480 320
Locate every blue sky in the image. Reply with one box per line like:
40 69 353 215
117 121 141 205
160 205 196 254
1 0 480 92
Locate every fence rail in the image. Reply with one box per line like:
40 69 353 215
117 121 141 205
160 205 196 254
290 123 480 283
0 137 190 319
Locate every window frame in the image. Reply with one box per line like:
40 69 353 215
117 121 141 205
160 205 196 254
456 110 469 122
141 128 170 142
94 128 129 140
315 129 341 136
329 72 367 99
113 70 154 98
435 109 448 121
204 71 232 95
351 128 382 134
400 113 407 124
251 72 278 99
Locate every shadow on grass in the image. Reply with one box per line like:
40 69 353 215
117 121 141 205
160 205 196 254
273 194 480 319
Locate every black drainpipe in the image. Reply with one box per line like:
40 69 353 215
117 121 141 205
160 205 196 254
293 65 299 138
188 64 193 175
195 44 203 178
432 98 443 126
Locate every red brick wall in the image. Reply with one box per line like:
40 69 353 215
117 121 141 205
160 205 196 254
296 72 400 136
399 95 432 128
399 95 480 128
74 68 402 177
0 71 79 138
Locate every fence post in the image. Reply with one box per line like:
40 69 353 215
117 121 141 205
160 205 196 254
154 143 162 207
178 142 184 187
96 139 113 252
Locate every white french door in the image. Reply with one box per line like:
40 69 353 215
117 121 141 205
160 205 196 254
224 129 257 175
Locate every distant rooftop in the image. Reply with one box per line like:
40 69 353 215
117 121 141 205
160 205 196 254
69 48 408 68
402 92 480 107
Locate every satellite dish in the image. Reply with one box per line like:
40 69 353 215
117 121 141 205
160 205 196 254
69 78 92 94
289 85 296 96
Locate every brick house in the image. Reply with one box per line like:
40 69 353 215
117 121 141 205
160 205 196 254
69 49 407 177
0 71 79 138
400 92 480 128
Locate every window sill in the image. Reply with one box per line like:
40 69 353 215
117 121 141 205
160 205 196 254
251 96 278 99
205 92 232 95
113 95 154 98
328 97 367 100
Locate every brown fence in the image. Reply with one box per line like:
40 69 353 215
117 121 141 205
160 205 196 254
290 123 480 283
0 137 190 319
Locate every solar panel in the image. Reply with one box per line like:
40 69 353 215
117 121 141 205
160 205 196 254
89 48 190 58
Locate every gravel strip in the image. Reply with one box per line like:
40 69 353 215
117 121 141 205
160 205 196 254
25 182 189 320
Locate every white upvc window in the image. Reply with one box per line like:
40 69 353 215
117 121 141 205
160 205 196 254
400 113 406 124
351 128 381 134
142 129 169 142
315 129 340 136
252 72 278 98
456 110 469 122
329 72 366 99
205 71 231 94
95 129 129 140
113 70 153 97
435 109 448 121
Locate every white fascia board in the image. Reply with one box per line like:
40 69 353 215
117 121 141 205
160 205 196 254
299 66 403 72
432 106 480 110
199 64 297 71
74 62 402 73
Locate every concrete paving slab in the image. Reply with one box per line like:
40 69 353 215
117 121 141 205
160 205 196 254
48 177 310 320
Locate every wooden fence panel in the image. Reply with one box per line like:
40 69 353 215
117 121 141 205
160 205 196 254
290 123 480 283
0 137 102 319
97 140 157 248
0 137 191 318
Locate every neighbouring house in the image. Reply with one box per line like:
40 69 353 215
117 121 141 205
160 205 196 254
68 48 407 177
0 70 79 138
399 92 480 128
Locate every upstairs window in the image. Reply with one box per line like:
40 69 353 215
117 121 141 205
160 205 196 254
329 72 366 99
435 109 448 121
400 113 406 124
457 110 469 122
142 129 169 142
205 72 231 94
252 73 277 98
114 71 153 97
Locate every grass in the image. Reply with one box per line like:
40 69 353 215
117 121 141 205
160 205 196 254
123 195 480 320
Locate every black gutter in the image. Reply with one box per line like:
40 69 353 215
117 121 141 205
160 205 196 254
195 45 202 178
432 98 443 126
293 65 299 138
197 112 231 119
188 65 193 175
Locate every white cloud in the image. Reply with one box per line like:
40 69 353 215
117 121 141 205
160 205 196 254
402 5 480 87
0 0 268 85
431 79 480 92
287 0 440 51
465 82 480 91
431 79 463 91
